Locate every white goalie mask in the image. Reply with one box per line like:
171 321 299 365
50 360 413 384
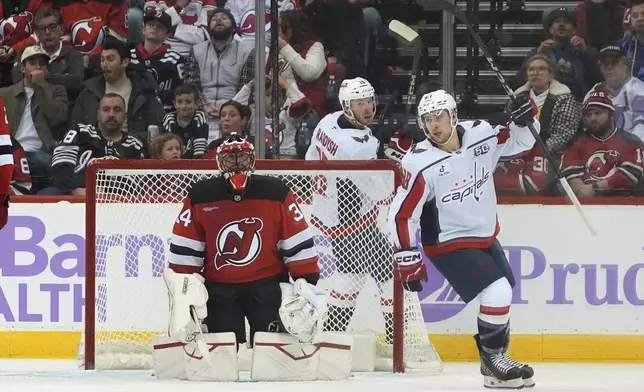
338 77 377 126
417 90 459 146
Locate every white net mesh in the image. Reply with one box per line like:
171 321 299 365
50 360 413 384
83 162 442 373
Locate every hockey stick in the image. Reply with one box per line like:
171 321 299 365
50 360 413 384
389 20 421 130
424 0 596 236
190 306 216 369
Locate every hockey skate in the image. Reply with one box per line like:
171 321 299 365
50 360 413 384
475 334 524 390
502 334 535 388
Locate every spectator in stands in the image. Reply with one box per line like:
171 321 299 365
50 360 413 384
162 84 208 158
11 9 84 111
225 0 297 42
203 100 251 158
44 94 147 196
1 45 68 192
9 136 32 195
234 76 312 159
616 0 644 82
515 7 601 101
588 45 644 141
276 9 327 116
494 146 551 196
573 0 630 51
72 38 166 144
514 54 581 154
561 87 644 196
130 11 185 112
154 0 212 56
184 8 254 142
150 133 184 159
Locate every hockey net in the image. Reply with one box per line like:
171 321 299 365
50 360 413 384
82 159 442 373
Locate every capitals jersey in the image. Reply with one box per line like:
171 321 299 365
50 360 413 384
130 44 185 111
305 111 392 233
561 128 644 195
0 100 11 197
226 0 297 41
388 119 539 257
168 175 320 284
51 123 146 191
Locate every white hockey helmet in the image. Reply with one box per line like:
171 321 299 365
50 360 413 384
417 90 458 142
338 77 377 123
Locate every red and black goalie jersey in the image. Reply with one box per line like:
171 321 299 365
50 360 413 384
169 175 320 284
561 129 644 193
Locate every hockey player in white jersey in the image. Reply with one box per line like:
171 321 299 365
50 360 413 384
388 90 539 389
305 78 397 345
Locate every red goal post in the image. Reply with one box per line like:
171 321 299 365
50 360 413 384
83 159 441 373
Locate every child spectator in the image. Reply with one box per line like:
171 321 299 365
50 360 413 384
203 100 251 158
162 84 208 158
150 133 184 159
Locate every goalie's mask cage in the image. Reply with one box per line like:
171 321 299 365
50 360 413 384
216 133 256 192
82 159 442 374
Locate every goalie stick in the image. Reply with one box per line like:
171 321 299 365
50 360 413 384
425 0 596 236
388 20 421 131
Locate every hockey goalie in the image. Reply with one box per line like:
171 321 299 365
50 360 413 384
155 134 353 381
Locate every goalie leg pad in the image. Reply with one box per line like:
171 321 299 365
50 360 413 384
152 334 187 380
183 332 239 381
251 332 353 381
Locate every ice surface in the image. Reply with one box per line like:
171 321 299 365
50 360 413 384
1 359 643 392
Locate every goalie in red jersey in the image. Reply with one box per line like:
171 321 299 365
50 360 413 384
155 134 351 381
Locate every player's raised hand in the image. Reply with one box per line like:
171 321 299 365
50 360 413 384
385 129 414 162
393 249 428 292
507 95 536 127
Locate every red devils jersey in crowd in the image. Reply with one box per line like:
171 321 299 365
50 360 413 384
226 0 298 41
494 146 550 196
9 136 31 195
0 0 50 48
13 0 127 55
561 129 644 194
169 175 320 284
144 0 215 25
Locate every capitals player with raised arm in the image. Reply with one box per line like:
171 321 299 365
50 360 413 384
305 77 397 346
388 90 539 389
164 134 328 377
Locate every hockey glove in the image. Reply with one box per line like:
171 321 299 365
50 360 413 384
393 249 427 292
507 96 537 127
278 279 328 343
0 194 8 230
384 129 414 163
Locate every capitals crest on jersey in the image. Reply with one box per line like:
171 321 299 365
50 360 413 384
70 17 106 54
0 11 33 46
585 150 621 182
214 217 264 270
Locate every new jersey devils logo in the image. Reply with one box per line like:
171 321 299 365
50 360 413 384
0 12 34 46
238 9 272 38
215 218 264 270
586 150 619 181
70 17 106 54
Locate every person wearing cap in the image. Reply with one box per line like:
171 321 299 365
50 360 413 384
0 45 67 192
561 87 644 197
586 44 644 142
514 6 601 101
130 10 185 112
184 7 255 142
10 8 84 110
615 0 644 82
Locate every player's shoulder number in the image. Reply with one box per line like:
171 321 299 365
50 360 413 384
288 202 304 222
176 208 192 227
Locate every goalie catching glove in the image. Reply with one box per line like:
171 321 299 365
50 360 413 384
393 249 427 292
163 269 209 341
278 279 328 343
